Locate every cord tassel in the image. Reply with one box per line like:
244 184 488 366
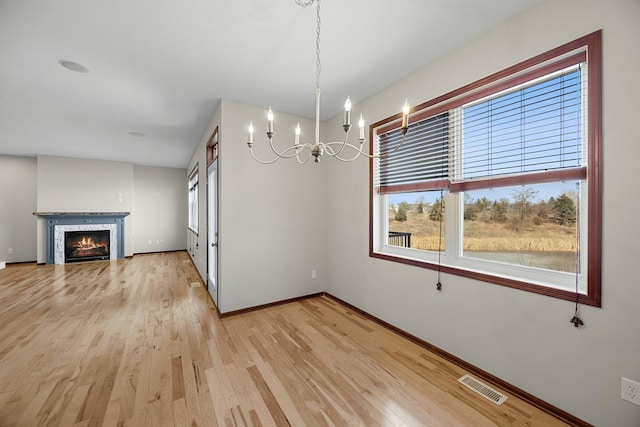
570 313 584 327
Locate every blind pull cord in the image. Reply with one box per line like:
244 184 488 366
570 181 584 328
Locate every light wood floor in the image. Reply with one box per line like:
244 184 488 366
0 252 571 426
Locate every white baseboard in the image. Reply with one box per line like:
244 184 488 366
0 260 5 269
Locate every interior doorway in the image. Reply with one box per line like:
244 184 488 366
206 127 219 308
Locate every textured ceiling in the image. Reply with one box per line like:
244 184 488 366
0 0 542 168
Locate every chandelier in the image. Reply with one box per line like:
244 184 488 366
247 0 410 164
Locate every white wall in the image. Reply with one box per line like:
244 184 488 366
133 165 187 254
1 155 187 263
323 0 640 426
0 155 37 262
35 156 188 262
219 99 327 312
188 100 327 313
36 156 134 261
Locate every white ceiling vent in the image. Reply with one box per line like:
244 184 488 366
458 374 508 405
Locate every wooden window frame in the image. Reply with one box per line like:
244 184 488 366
206 126 219 167
369 31 602 307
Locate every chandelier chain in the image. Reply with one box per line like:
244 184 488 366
315 0 321 91
294 0 315 7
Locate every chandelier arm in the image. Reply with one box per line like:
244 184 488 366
296 148 312 164
323 142 364 162
332 150 363 162
323 132 408 160
251 143 312 164
324 141 356 156
249 147 282 165
268 137 311 159
329 130 351 157
325 141 368 159
372 132 408 159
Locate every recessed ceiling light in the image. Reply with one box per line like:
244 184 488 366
58 60 89 73
128 131 146 137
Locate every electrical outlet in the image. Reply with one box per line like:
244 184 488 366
7 248 13 254
311 270 317 279
622 377 640 406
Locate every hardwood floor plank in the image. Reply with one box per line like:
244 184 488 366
59 384 92 427
247 365 289 426
173 397 189 427
171 356 185 402
0 252 577 426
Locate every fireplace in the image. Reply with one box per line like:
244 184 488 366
34 212 129 264
64 230 111 263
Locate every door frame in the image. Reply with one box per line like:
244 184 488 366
206 127 219 308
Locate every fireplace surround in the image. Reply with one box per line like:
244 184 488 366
34 212 129 264
64 229 111 263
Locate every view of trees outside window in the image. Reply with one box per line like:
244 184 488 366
463 182 578 273
387 181 579 273
388 191 446 251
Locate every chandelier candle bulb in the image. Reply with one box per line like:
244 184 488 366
359 114 365 141
344 97 352 128
248 122 254 144
295 123 301 145
267 107 274 136
401 99 410 132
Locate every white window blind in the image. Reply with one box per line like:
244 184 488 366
453 65 585 184
378 112 449 194
375 64 586 195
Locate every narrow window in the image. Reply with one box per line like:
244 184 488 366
188 165 199 234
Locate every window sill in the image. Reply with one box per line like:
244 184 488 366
369 250 600 307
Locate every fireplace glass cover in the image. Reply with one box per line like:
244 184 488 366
64 230 110 262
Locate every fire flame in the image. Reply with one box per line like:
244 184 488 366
74 237 106 250
81 237 93 249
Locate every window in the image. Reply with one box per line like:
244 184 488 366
207 126 219 167
370 31 601 306
188 165 199 233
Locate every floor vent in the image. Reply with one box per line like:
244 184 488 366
190 282 201 288
458 374 508 405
